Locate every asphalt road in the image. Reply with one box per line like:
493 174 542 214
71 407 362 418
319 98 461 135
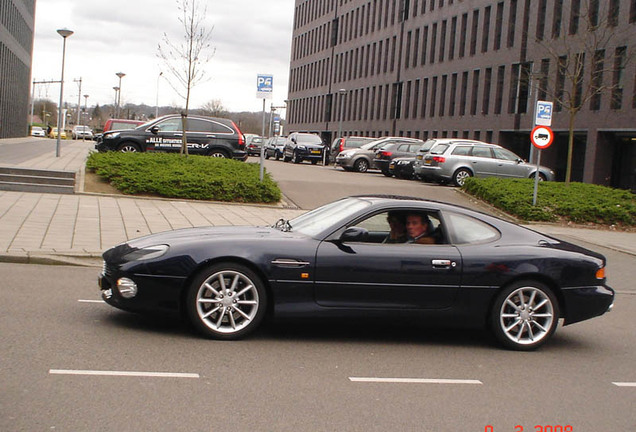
0 262 634 431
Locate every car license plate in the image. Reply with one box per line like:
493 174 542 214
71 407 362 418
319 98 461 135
389 163 395 169
311 150 320 154
424 160 431 165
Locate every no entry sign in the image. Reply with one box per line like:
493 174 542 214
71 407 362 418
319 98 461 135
531 126 554 149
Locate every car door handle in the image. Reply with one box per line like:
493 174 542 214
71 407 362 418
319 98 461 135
174 133 183 137
206 135 216 138
431 259 457 268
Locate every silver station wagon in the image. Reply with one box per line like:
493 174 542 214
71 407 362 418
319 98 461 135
415 140 555 186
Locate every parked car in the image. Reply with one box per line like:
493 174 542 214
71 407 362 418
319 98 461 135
48 127 66 139
413 139 485 182
103 118 145 133
246 136 265 156
95 114 247 160
329 136 376 163
335 137 421 173
72 125 94 140
30 126 45 137
388 140 436 179
373 139 425 177
98 195 614 351
283 132 326 164
264 136 287 160
417 140 555 186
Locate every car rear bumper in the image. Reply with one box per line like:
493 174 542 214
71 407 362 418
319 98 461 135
561 284 615 325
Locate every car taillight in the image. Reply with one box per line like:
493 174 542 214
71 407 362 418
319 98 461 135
378 151 392 158
232 121 244 145
432 156 446 163
339 139 344 153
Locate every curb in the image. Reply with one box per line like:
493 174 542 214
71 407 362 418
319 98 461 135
0 252 102 267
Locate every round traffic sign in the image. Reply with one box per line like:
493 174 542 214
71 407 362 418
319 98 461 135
531 126 554 149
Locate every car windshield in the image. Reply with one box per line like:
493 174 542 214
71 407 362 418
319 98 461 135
360 140 384 150
287 197 371 237
296 134 322 144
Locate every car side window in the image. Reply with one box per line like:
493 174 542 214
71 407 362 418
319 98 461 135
451 146 472 156
155 118 182 132
348 211 445 245
493 148 520 161
187 119 210 133
445 212 500 244
472 146 493 158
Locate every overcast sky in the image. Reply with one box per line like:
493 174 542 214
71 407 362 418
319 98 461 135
31 0 295 113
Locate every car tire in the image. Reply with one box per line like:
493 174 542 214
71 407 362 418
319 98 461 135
353 159 369 173
275 151 281 161
292 151 301 164
382 168 393 177
265 152 270 159
209 149 229 158
452 168 472 186
490 280 560 351
531 172 547 181
186 263 268 340
311 160 318 165
117 142 141 152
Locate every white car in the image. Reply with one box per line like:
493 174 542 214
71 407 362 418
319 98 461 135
72 125 94 140
30 126 46 137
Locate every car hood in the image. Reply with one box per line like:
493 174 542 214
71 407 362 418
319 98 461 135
103 226 298 262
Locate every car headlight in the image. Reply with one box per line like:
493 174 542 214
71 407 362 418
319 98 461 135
104 132 120 140
340 153 352 158
121 244 169 262
297 145 307 150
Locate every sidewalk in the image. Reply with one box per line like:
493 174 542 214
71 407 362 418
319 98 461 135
0 137 634 266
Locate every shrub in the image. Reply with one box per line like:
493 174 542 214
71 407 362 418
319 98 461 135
462 178 636 227
86 152 281 203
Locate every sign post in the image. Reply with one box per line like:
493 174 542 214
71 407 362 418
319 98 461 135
530 125 554 206
256 74 273 182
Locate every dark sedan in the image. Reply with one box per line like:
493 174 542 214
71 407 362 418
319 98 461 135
98 196 614 350
283 132 325 164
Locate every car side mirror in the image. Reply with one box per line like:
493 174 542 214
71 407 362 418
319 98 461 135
340 227 369 243
150 126 159 134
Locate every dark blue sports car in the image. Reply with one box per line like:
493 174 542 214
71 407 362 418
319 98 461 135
98 196 614 350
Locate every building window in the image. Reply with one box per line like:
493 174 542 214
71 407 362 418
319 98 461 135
589 0 600 27
460 71 469 115
471 70 480 115
413 79 420 118
536 0 547 39
508 64 520 114
459 13 468 57
555 56 567 112
539 58 550 101
449 73 458 116
495 65 505 114
631 0 636 23
482 6 491 53
421 78 429 118
609 0 619 26
413 28 420 66
569 0 580 35
611 46 626 109
421 26 428 65
590 50 604 111
431 22 438 63
552 0 563 38
439 19 447 62
470 9 479 56
494 2 503 50
440 75 447 116
405 31 412 68
573 53 585 109
483 67 492 115
449 16 457 60
430 76 438 117
507 0 517 47
405 81 412 118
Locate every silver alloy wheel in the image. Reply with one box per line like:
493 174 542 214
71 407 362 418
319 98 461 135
118 143 139 152
210 151 228 158
453 169 472 186
195 270 260 335
498 286 555 347
354 158 369 173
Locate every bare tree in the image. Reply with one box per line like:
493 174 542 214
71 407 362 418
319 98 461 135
533 1 635 184
200 99 227 117
158 0 215 155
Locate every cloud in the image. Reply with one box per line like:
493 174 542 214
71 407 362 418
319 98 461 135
32 0 294 113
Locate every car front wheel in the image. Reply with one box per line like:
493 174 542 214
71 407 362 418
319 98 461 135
452 168 472 186
354 158 369 173
186 263 267 340
117 142 141 152
292 151 301 164
490 281 559 351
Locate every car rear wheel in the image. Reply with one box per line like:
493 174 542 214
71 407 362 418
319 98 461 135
209 149 229 158
490 280 559 351
531 172 547 181
186 263 267 340
292 151 301 164
382 168 392 177
275 151 281 161
117 142 141 152
452 168 472 186
354 158 369 173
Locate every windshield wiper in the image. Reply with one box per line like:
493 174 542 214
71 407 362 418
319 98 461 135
273 218 292 232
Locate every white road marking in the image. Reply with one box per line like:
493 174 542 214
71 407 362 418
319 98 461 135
49 369 199 379
78 299 104 303
613 382 636 387
349 377 482 385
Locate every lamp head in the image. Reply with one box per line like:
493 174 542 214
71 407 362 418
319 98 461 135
57 29 73 38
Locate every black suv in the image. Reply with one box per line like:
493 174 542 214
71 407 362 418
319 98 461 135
283 132 326 164
95 114 247 160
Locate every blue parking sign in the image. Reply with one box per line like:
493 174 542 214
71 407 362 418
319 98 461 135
256 74 273 99
535 101 553 126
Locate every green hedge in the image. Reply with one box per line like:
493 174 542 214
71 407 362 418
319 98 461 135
86 152 281 203
462 178 636 226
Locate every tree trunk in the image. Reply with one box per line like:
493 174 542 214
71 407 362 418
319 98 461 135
180 113 189 156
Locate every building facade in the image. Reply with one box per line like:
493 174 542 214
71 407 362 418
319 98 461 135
287 0 636 190
0 0 36 139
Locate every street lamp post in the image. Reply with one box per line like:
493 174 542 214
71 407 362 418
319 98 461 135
83 94 89 141
113 86 119 116
116 72 125 117
56 28 73 157
155 71 163 118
